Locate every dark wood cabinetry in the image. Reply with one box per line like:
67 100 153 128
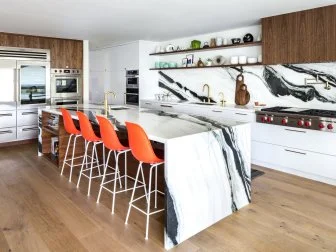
262 5 336 64
0 32 83 69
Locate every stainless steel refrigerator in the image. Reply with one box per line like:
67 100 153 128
0 47 50 143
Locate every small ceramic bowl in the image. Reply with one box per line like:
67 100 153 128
231 38 241 44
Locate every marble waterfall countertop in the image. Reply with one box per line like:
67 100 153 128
39 103 251 250
40 104 249 143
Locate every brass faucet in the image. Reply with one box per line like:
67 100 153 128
202 84 211 103
218 92 226 107
104 91 116 114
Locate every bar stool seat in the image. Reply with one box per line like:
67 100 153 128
124 121 165 240
96 116 146 214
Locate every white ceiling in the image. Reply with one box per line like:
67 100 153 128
0 0 335 48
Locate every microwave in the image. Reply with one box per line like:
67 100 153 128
51 68 82 99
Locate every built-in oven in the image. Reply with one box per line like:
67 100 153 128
125 70 139 106
51 97 82 106
51 68 82 100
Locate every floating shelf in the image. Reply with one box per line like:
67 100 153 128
150 62 263 70
149 41 262 56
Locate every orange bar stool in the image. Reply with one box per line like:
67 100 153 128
76 111 105 196
60 108 84 182
96 116 146 214
124 121 165 240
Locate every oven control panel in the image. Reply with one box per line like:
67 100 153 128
256 113 336 133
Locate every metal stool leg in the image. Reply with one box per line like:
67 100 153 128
61 134 73 176
145 165 155 240
125 162 143 224
96 149 112 203
69 135 80 182
77 141 90 188
87 142 96 196
155 164 158 209
111 151 122 214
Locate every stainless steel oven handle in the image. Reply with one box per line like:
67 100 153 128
54 98 81 101
284 149 306 155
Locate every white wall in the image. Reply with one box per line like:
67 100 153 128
139 25 262 101
139 25 336 110
138 40 159 101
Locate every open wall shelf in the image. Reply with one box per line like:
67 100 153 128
149 41 262 56
150 62 263 70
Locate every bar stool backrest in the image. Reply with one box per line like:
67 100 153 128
125 121 162 164
96 116 127 151
76 111 101 142
60 108 80 135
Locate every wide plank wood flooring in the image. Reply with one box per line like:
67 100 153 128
0 143 335 252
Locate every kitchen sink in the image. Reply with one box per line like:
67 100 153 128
190 102 217 106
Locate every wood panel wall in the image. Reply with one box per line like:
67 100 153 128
0 32 83 69
262 5 336 64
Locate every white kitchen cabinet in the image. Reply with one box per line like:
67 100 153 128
0 127 16 142
90 42 139 105
17 125 39 140
17 108 38 127
252 123 336 156
252 141 336 185
0 110 16 128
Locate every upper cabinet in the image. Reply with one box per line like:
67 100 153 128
0 33 83 69
262 5 336 64
50 39 83 69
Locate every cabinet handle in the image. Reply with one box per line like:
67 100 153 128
212 110 223 113
160 104 173 108
125 93 139 96
22 127 38 132
284 149 306 155
145 102 152 105
285 128 306 133
235 112 248 116
0 113 13 117
22 112 38 115
0 130 13 134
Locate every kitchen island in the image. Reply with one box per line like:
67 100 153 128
38 104 251 250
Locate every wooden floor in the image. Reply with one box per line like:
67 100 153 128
0 143 335 252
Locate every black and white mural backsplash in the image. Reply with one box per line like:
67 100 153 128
158 62 336 109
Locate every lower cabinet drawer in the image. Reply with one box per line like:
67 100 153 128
0 110 16 128
17 125 39 140
0 127 17 143
252 141 336 180
17 109 38 126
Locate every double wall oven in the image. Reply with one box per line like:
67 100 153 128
125 69 139 106
51 68 82 105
